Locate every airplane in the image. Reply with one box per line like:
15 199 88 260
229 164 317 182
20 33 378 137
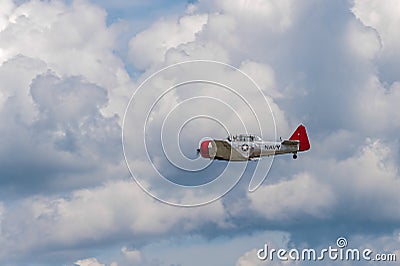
196 124 310 161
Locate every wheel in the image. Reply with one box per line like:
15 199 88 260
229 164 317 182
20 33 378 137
293 153 297 159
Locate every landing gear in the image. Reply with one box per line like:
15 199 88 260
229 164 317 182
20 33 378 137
293 153 297 159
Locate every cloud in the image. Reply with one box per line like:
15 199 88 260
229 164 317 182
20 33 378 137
199 0 295 32
0 0 132 197
248 172 335 221
74 257 105 266
0 0 400 264
354 76 400 134
0 180 227 263
31 73 108 125
0 0 14 32
243 136 400 228
236 249 264 266
121 246 142 265
0 62 122 196
352 0 400 83
236 248 294 266
128 14 208 70
345 20 381 60
352 0 400 54
326 138 400 222
74 250 143 266
0 0 133 118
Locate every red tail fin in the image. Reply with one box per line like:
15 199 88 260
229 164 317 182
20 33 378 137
289 125 310 151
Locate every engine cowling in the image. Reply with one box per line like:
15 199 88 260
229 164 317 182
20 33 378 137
199 140 211 158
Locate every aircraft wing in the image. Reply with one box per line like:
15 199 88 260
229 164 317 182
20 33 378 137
213 140 247 161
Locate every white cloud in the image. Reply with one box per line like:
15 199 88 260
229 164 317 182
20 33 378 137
121 246 142 265
346 20 381 60
298 137 400 224
0 0 133 118
236 248 295 266
239 61 279 98
128 0 297 69
352 0 400 55
0 55 45 123
236 249 263 266
0 0 14 32
128 14 208 70
164 36 230 64
73 245 149 266
0 0 133 197
352 0 400 84
354 75 400 133
75 257 105 266
248 172 335 221
199 0 295 32
330 139 400 220
243 135 400 225
0 180 227 261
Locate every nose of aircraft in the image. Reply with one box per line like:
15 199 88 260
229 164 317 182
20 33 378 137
199 140 211 158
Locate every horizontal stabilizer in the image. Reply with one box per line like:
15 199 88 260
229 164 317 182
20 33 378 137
281 140 299 146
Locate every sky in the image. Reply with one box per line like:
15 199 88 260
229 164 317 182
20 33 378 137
0 0 399 265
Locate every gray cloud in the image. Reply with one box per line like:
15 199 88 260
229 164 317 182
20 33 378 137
0 57 122 197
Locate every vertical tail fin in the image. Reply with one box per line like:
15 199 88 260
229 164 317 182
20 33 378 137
289 125 310 151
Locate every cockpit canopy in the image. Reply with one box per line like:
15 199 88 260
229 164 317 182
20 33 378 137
226 134 262 142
